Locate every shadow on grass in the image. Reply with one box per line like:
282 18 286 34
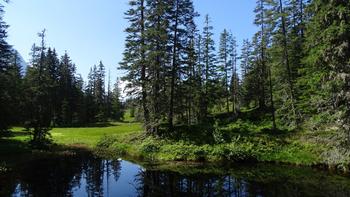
55 120 140 128
0 139 30 154
214 108 271 126
0 131 31 138
0 137 93 157
155 108 297 145
55 122 115 128
156 123 215 145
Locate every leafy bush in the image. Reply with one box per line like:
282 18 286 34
96 135 117 149
224 142 257 162
213 121 226 143
139 137 161 155
110 143 128 155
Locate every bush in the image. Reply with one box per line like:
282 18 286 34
110 143 128 155
139 137 161 155
95 135 129 158
213 121 225 144
225 142 257 162
96 135 117 149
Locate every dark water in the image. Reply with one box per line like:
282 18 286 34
1 153 350 197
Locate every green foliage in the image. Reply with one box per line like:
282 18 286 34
0 2 21 132
96 134 117 149
110 143 129 156
262 141 322 165
0 162 10 173
95 134 130 157
1 0 350 173
212 121 226 143
297 0 350 149
139 137 161 155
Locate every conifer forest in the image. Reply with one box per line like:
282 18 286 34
1 1 350 196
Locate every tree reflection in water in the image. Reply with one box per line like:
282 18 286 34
134 165 350 197
1 153 350 197
0 153 122 197
135 170 250 197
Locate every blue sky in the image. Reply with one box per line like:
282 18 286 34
4 0 257 81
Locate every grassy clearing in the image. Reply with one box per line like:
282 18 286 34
0 122 142 154
51 122 142 147
1 110 348 172
94 110 348 171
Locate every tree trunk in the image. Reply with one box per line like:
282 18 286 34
168 0 179 133
279 0 297 125
259 0 266 110
224 43 229 113
268 66 276 130
140 0 150 133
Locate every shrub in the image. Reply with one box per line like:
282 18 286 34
110 143 128 155
213 121 227 144
96 135 117 149
139 137 161 155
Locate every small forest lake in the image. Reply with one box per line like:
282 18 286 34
1 152 350 197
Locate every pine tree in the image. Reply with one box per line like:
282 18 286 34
201 14 217 120
268 0 299 127
183 35 198 125
195 34 205 121
85 66 98 123
45 48 60 126
57 52 77 125
23 30 52 144
73 74 85 125
83 63 107 123
0 1 11 69
7 51 23 124
218 29 232 113
241 38 262 108
240 39 254 107
95 61 106 122
287 0 306 121
120 0 151 132
229 35 239 113
106 70 112 120
111 78 124 121
167 0 197 131
300 0 350 143
176 2 198 126
254 0 276 129
144 0 172 133
0 1 14 132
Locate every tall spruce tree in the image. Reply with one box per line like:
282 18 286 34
229 35 239 113
167 0 197 131
201 14 217 120
45 48 60 125
300 0 350 143
95 61 106 121
0 0 15 132
240 39 254 107
144 0 171 133
57 52 78 126
218 29 232 113
111 78 124 121
254 0 276 129
85 66 99 123
120 0 151 132
24 30 52 144
268 0 299 127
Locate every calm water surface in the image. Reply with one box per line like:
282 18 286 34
0 153 350 197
